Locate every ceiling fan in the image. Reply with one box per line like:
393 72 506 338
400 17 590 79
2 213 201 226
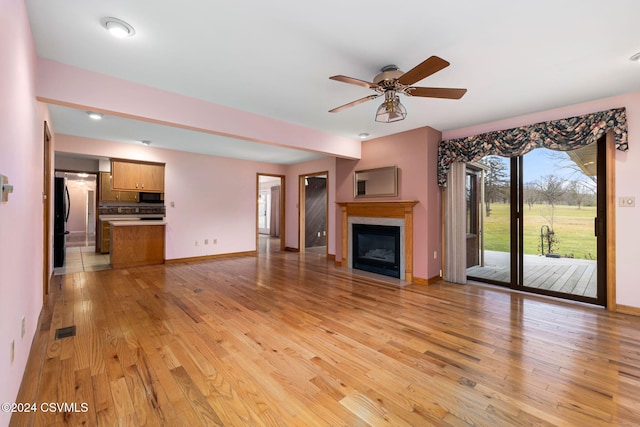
329 56 467 123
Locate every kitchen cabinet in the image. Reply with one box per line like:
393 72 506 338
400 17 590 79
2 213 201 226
111 159 165 193
100 220 111 253
99 172 138 202
110 221 166 268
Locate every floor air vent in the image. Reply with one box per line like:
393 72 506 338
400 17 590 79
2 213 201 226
54 325 76 340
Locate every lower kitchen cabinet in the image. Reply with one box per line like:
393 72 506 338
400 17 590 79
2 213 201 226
100 221 110 254
110 221 165 268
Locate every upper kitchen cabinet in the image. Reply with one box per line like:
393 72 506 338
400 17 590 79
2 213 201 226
99 172 138 202
111 159 165 193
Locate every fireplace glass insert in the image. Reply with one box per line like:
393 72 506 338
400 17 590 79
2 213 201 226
352 223 401 278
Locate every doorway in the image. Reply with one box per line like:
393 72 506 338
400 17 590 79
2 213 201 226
467 136 607 305
465 166 483 268
52 171 104 275
298 172 328 254
63 172 98 248
257 174 285 253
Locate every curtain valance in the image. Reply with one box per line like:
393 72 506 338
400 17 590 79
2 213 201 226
437 107 628 186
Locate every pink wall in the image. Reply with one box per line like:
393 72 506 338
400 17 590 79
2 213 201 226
57 135 342 257
0 0 50 423
56 135 287 259
443 92 640 309
335 126 443 281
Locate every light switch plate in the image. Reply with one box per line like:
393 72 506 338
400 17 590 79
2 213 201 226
619 196 636 207
1 174 10 202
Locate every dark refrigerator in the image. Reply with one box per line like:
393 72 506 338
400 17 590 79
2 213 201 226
54 177 70 267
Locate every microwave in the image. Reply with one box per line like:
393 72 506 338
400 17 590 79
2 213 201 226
138 192 164 203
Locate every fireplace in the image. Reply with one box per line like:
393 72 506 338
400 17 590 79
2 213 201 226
352 223 401 278
337 201 417 282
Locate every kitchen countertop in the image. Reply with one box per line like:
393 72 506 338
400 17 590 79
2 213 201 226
110 220 167 226
100 214 165 220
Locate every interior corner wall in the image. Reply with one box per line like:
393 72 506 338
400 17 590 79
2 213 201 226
334 126 443 281
0 1 49 424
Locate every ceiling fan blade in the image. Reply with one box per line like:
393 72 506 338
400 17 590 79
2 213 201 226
329 75 379 89
397 56 450 86
329 94 380 113
407 87 467 99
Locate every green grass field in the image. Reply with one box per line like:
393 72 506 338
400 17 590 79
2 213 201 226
483 203 597 260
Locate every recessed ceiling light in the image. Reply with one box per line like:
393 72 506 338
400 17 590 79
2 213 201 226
630 52 640 62
100 17 136 38
358 133 370 139
87 111 103 120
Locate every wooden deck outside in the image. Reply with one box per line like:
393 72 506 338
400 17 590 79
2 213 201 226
467 250 597 298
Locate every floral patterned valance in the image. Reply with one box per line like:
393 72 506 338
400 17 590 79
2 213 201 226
437 107 628 186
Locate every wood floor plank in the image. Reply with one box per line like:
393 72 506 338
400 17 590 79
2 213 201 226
170 365 224 426
11 250 640 426
109 376 135 419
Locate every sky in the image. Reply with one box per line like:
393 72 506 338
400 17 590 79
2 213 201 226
491 148 593 184
523 148 574 183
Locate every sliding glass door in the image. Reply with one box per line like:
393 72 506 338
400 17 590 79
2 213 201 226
467 137 606 306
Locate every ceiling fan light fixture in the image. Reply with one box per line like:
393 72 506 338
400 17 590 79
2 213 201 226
101 17 136 38
328 56 465 121
375 93 407 123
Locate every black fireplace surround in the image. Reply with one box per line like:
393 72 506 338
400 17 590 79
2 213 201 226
352 223 401 278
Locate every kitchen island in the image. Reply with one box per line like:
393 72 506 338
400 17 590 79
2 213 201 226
110 220 166 268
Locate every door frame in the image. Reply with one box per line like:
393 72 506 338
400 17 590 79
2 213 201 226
42 122 52 301
605 130 616 311
256 174 286 252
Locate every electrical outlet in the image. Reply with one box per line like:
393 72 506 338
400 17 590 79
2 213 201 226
10 340 14 364
433 251 437 260
21 317 25 338
317 231 321 237
204 239 209 245
619 196 636 207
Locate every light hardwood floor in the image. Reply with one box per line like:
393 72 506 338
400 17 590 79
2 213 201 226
12 249 640 426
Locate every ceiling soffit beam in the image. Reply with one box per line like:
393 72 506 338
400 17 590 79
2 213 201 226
35 58 361 160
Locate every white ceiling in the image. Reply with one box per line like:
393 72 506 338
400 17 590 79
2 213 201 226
26 0 640 164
